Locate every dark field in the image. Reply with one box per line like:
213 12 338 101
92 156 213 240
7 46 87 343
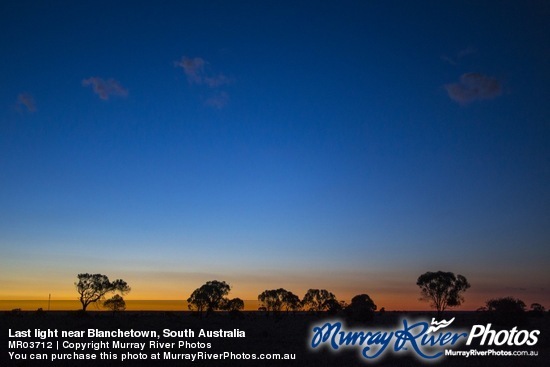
1 311 548 366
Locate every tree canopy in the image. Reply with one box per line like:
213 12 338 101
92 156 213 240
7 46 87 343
75 273 130 311
302 289 338 312
486 296 526 313
416 271 470 317
345 294 377 321
258 289 285 313
187 280 231 316
282 291 302 312
258 288 302 315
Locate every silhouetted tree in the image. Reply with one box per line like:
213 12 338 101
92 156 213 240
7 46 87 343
487 296 526 312
345 294 377 322
187 280 231 317
416 271 470 318
103 295 126 313
302 289 338 312
325 298 343 315
187 289 208 315
283 291 302 313
221 297 244 319
485 296 527 325
75 273 130 311
221 297 244 312
258 288 302 316
258 289 284 314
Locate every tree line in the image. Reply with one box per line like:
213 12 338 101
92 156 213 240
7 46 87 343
74 271 546 320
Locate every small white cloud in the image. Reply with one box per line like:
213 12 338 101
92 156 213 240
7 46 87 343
444 72 502 104
17 93 36 112
82 77 128 100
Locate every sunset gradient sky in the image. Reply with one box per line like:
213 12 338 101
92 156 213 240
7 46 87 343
1 1 549 311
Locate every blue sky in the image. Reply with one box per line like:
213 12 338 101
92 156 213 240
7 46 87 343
1 1 549 309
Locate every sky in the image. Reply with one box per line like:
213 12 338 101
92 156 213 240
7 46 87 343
1 1 549 311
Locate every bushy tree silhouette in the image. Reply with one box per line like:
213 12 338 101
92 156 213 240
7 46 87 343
220 297 244 319
345 294 377 322
302 289 338 312
103 294 126 313
258 288 302 316
258 288 302 315
484 296 527 325
283 291 302 313
187 280 231 317
221 297 244 312
258 289 284 314
486 296 526 312
416 271 470 318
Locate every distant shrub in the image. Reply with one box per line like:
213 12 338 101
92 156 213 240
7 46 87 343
221 298 244 312
483 296 527 326
103 295 126 313
345 294 377 323
487 296 526 312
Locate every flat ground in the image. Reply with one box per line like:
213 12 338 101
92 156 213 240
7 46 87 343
1 311 548 366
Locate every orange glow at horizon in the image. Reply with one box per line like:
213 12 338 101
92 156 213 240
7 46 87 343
2 270 548 313
3 290 545 312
